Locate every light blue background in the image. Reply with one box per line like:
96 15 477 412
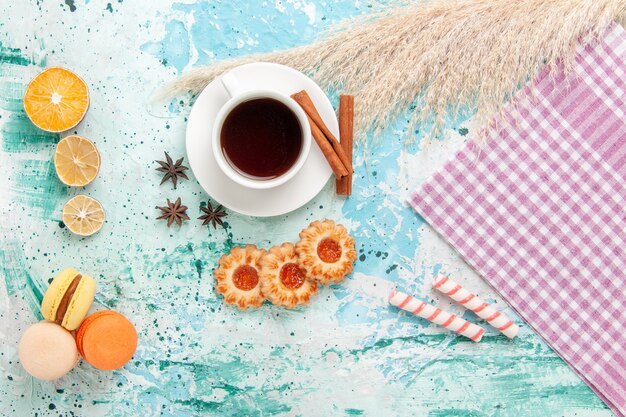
0 1 612 416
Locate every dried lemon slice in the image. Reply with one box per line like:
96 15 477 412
23 67 89 133
62 195 105 236
54 135 101 186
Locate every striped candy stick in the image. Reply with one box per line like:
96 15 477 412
433 274 519 339
388 290 485 342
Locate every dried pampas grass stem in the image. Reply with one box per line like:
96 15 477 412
161 0 626 140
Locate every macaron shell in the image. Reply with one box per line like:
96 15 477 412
75 310 104 358
61 274 96 331
18 321 79 381
41 268 79 322
76 310 138 370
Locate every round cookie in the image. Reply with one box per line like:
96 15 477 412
18 321 79 380
76 310 138 370
296 219 357 284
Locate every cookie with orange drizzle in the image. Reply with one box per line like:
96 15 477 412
295 219 357 285
215 245 266 309
260 243 318 309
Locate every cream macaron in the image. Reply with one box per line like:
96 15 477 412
41 268 96 331
18 321 79 380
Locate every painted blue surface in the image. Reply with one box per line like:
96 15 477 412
0 1 612 416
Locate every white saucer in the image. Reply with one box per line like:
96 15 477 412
186 62 337 217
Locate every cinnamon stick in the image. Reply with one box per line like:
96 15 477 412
336 95 354 195
291 90 353 174
307 113 349 178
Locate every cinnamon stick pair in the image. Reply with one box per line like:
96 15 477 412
291 90 354 196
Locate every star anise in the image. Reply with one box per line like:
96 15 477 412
155 152 189 189
198 202 227 229
157 197 190 227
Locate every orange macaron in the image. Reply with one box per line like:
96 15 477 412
76 310 137 370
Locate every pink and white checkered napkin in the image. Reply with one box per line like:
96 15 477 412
409 24 626 415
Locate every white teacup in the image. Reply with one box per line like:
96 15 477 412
212 71 311 190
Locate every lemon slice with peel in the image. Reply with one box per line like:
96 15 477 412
63 195 105 236
23 67 89 133
54 135 101 187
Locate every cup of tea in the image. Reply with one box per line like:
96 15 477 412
212 71 312 189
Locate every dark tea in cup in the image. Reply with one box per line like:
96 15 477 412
220 98 303 180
